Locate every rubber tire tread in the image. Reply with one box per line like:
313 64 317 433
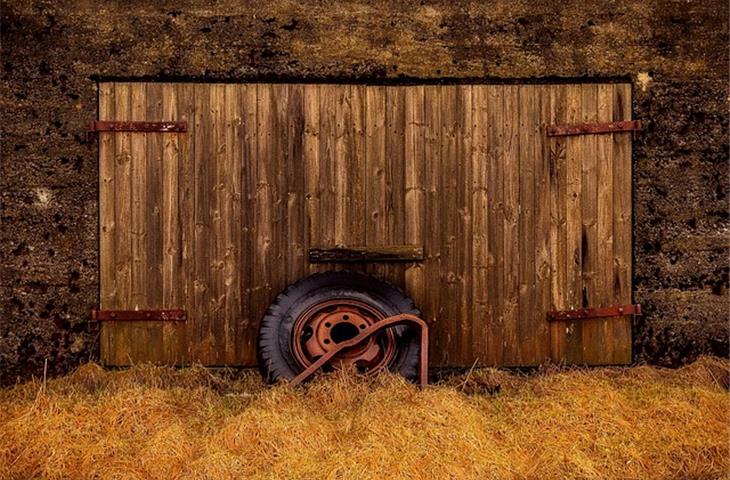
257 271 421 383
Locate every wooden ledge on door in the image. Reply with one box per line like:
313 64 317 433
90 309 188 322
309 245 424 263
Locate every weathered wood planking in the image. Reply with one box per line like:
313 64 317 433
612 84 634 364
405 86 426 318
564 84 584 363
580 85 599 364
177 83 195 365
547 84 634 365
239 84 257 359
111 83 132 364
471 86 489 362
99 82 634 368
98 83 115 362
423 85 444 362
535 85 552 362
160 84 187 364
486 85 504 365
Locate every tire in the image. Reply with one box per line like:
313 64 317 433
257 271 421 383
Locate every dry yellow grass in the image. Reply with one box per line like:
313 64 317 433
1 357 728 480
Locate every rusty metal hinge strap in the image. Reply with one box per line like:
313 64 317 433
90 309 187 322
547 120 642 137
89 121 187 133
547 304 641 322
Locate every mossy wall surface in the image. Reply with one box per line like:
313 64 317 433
1 0 727 383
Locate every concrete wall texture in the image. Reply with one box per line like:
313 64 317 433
1 0 728 384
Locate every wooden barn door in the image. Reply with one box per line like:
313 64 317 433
98 83 191 365
544 84 633 365
98 82 633 367
362 84 633 366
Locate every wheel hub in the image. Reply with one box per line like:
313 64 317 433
292 299 397 373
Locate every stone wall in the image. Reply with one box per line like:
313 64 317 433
1 0 727 383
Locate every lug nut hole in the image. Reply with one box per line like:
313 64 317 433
324 339 330 344
330 322 360 343
324 322 331 328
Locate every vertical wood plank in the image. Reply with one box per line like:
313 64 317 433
471 86 489 364
240 83 258 362
98 83 115 364
422 85 444 363
253 84 274 355
221 84 241 364
612 84 633 364
365 86 387 281
177 82 195 365
535 84 552 363
440 85 457 362
319 85 337 262
549 84 568 362
271 85 288 308
440 85 459 363
349 85 367 270
486 85 504 365
130 83 148 311
285 84 305 286
144 82 165 363
564 84 584 363
594 83 616 363
112 83 132 364
303 85 321 276
334 85 349 249
405 86 426 314
517 85 537 365
580 84 599 364
108 82 126 364
127 82 152 364
384 86 407 288
160 83 187 364
192 83 212 362
502 85 520 365
145 83 164 302
208 84 224 364
456 85 473 365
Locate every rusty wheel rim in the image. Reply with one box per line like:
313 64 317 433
291 298 397 374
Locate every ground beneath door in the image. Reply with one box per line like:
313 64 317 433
1 358 727 479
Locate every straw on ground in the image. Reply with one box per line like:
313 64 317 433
1 357 728 479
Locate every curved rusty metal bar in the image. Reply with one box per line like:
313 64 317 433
289 313 429 388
